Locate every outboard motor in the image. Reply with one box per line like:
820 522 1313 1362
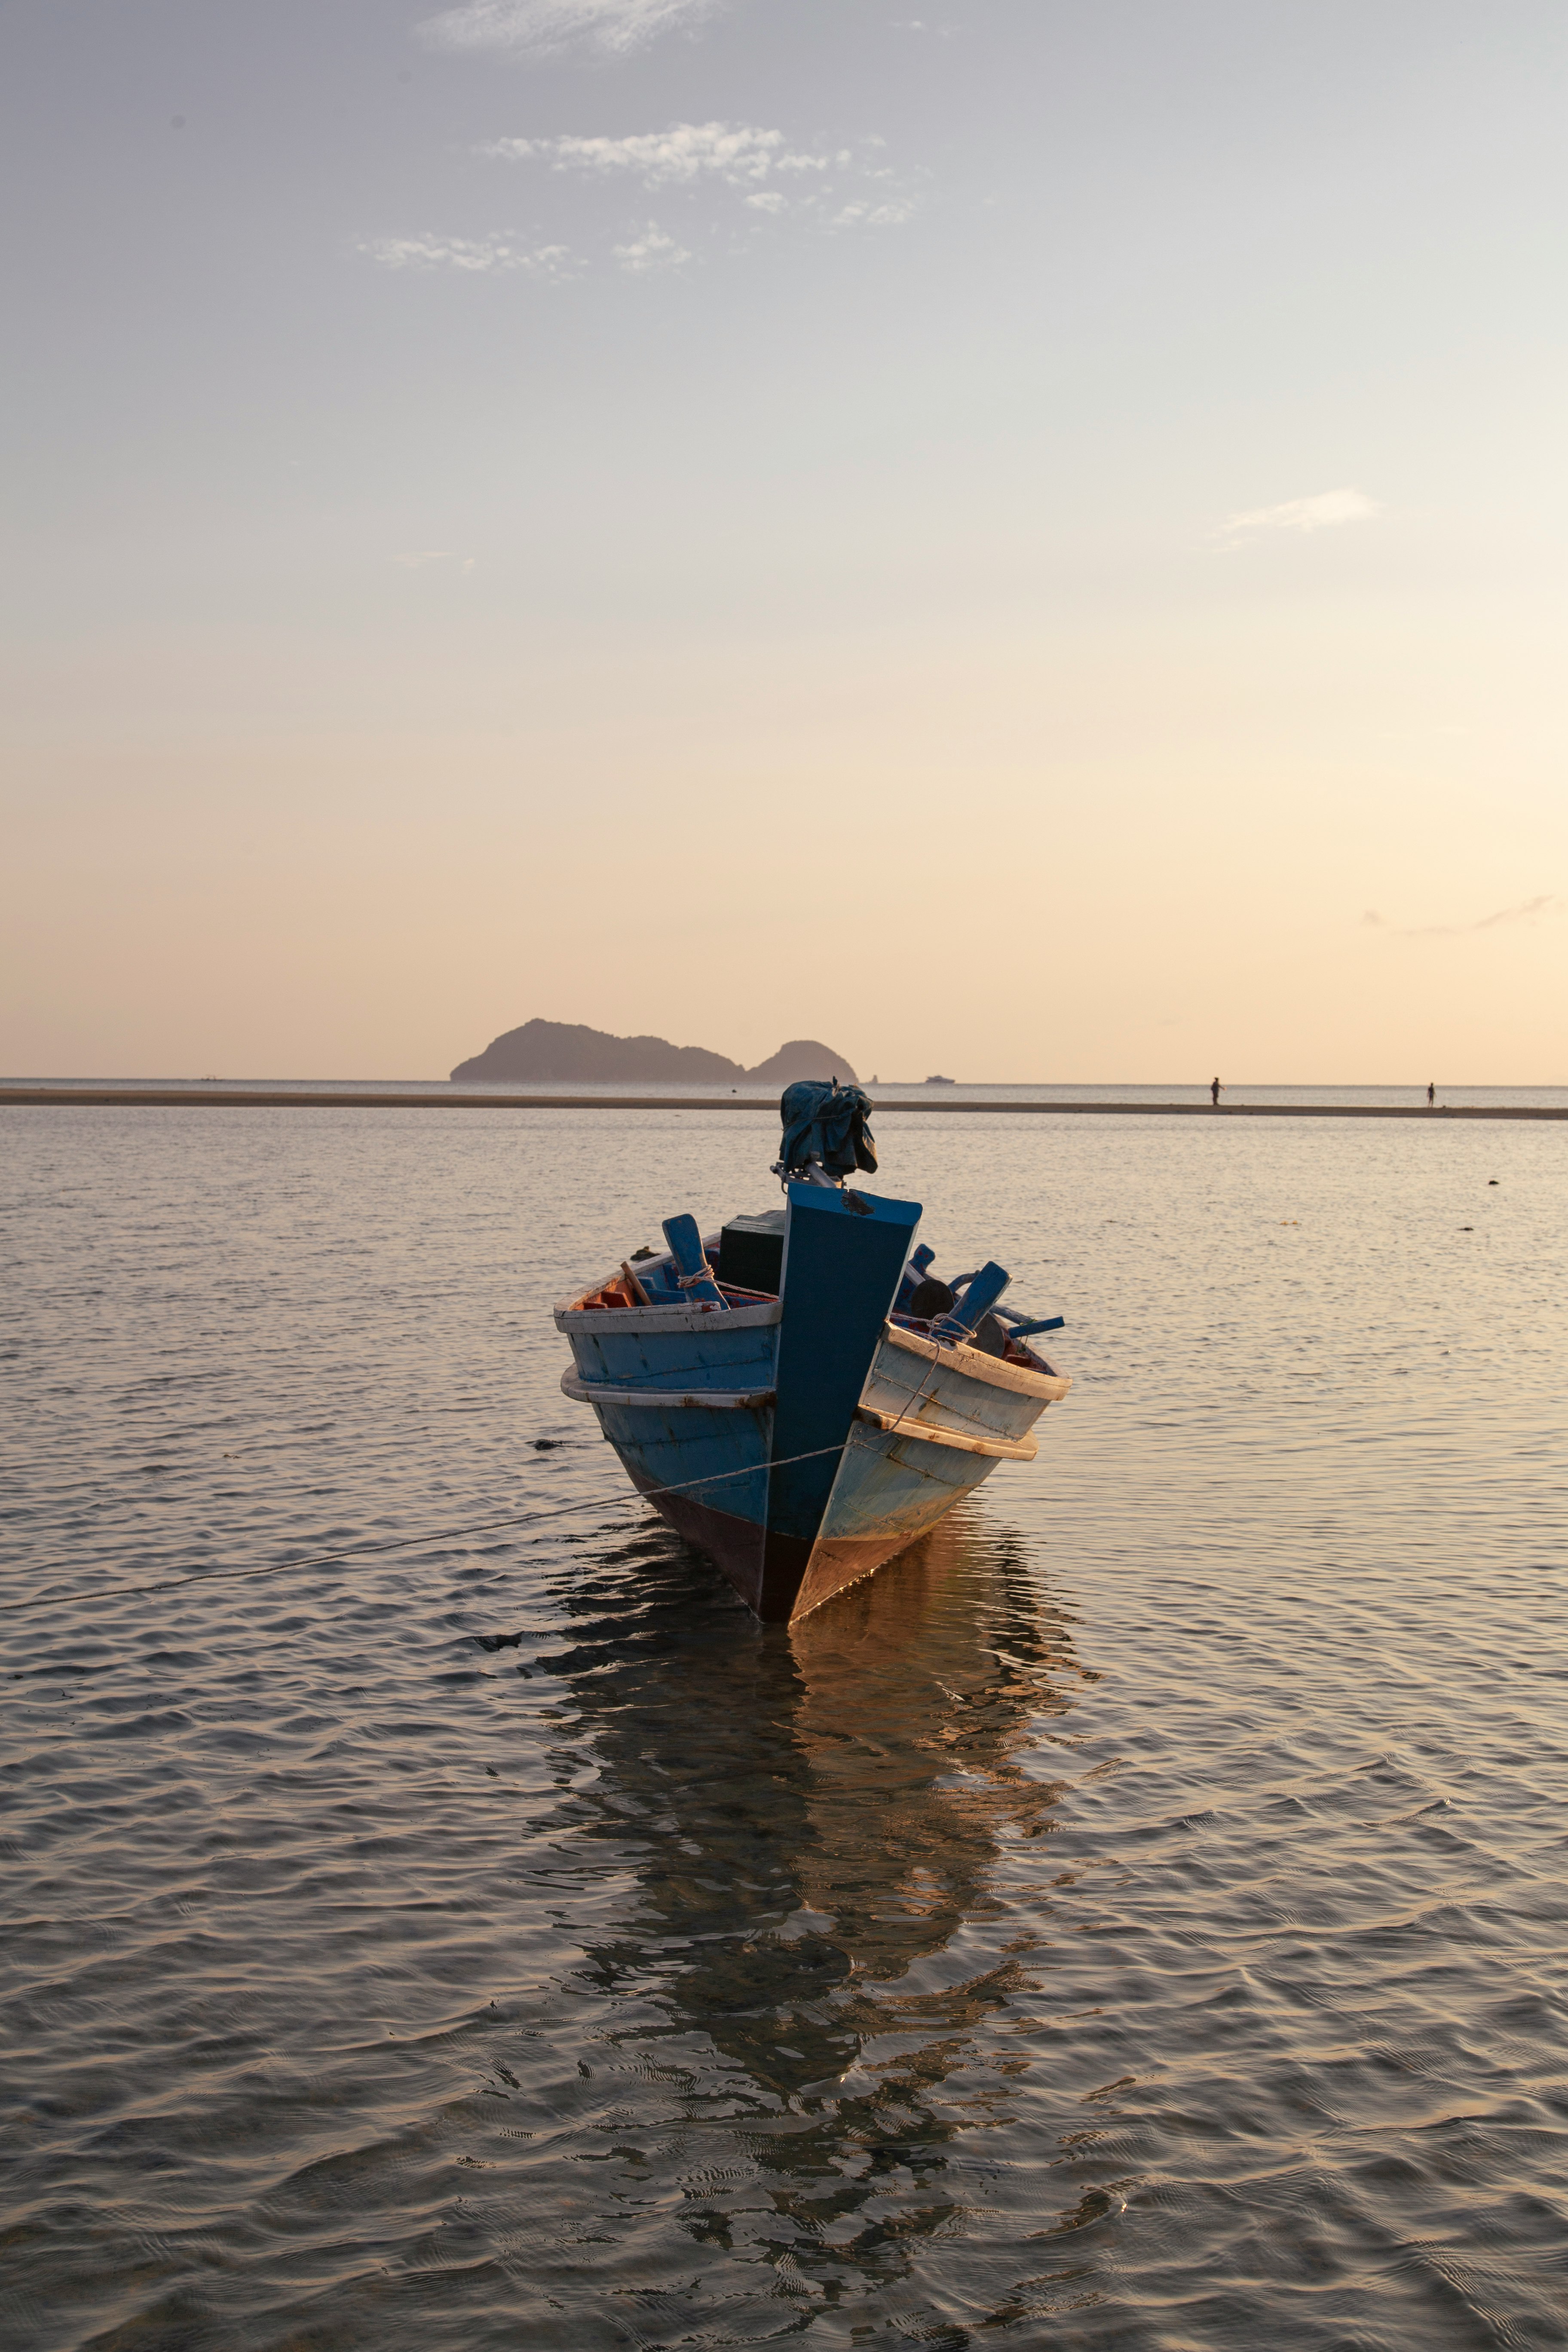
774 1081 879 1188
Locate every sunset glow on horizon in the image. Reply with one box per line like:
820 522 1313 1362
3 0 1563 1082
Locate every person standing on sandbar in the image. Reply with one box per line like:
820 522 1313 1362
1210 1075 1222 1106
1427 1080 1436 1106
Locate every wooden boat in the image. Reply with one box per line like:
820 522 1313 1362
555 1085 1069 1623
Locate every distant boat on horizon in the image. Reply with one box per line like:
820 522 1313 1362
554 1083 1069 1623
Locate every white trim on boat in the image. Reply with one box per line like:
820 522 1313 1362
881 1321 1070 1402
554 1292 782 1335
560 1369 775 1411
853 1405 1038 1461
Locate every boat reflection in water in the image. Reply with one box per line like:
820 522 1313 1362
519 1500 1098 2326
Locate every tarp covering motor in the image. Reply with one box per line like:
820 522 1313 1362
777 1081 879 1181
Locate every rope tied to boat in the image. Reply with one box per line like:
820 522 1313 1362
675 1260 718 1289
0 1440 867 1620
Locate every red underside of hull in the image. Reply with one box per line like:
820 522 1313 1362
626 1467 932 1623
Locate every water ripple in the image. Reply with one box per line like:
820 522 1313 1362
3 1106 1567 2348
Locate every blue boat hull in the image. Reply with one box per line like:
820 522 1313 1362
556 1184 1069 1621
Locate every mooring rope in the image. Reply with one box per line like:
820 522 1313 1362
0 1440 865 1621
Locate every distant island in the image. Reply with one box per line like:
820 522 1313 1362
451 1019 859 1087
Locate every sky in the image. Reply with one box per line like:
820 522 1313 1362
2 0 1564 1081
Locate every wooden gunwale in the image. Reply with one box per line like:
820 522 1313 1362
851 1406 1037 1461
554 1294 782 1334
880 1321 1070 1402
560 1370 775 1411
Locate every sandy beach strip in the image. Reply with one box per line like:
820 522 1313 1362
3 1088 1564 1119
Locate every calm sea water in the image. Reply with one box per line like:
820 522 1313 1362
3 1106 1566 2350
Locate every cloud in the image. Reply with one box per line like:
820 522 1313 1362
480 119 922 233
358 233 573 277
611 220 691 272
828 194 919 228
1217 488 1381 545
1363 896 1556 938
481 122 838 189
420 0 722 54
361 120 919 293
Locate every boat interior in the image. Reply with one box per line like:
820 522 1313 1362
569 1210 1057 1377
